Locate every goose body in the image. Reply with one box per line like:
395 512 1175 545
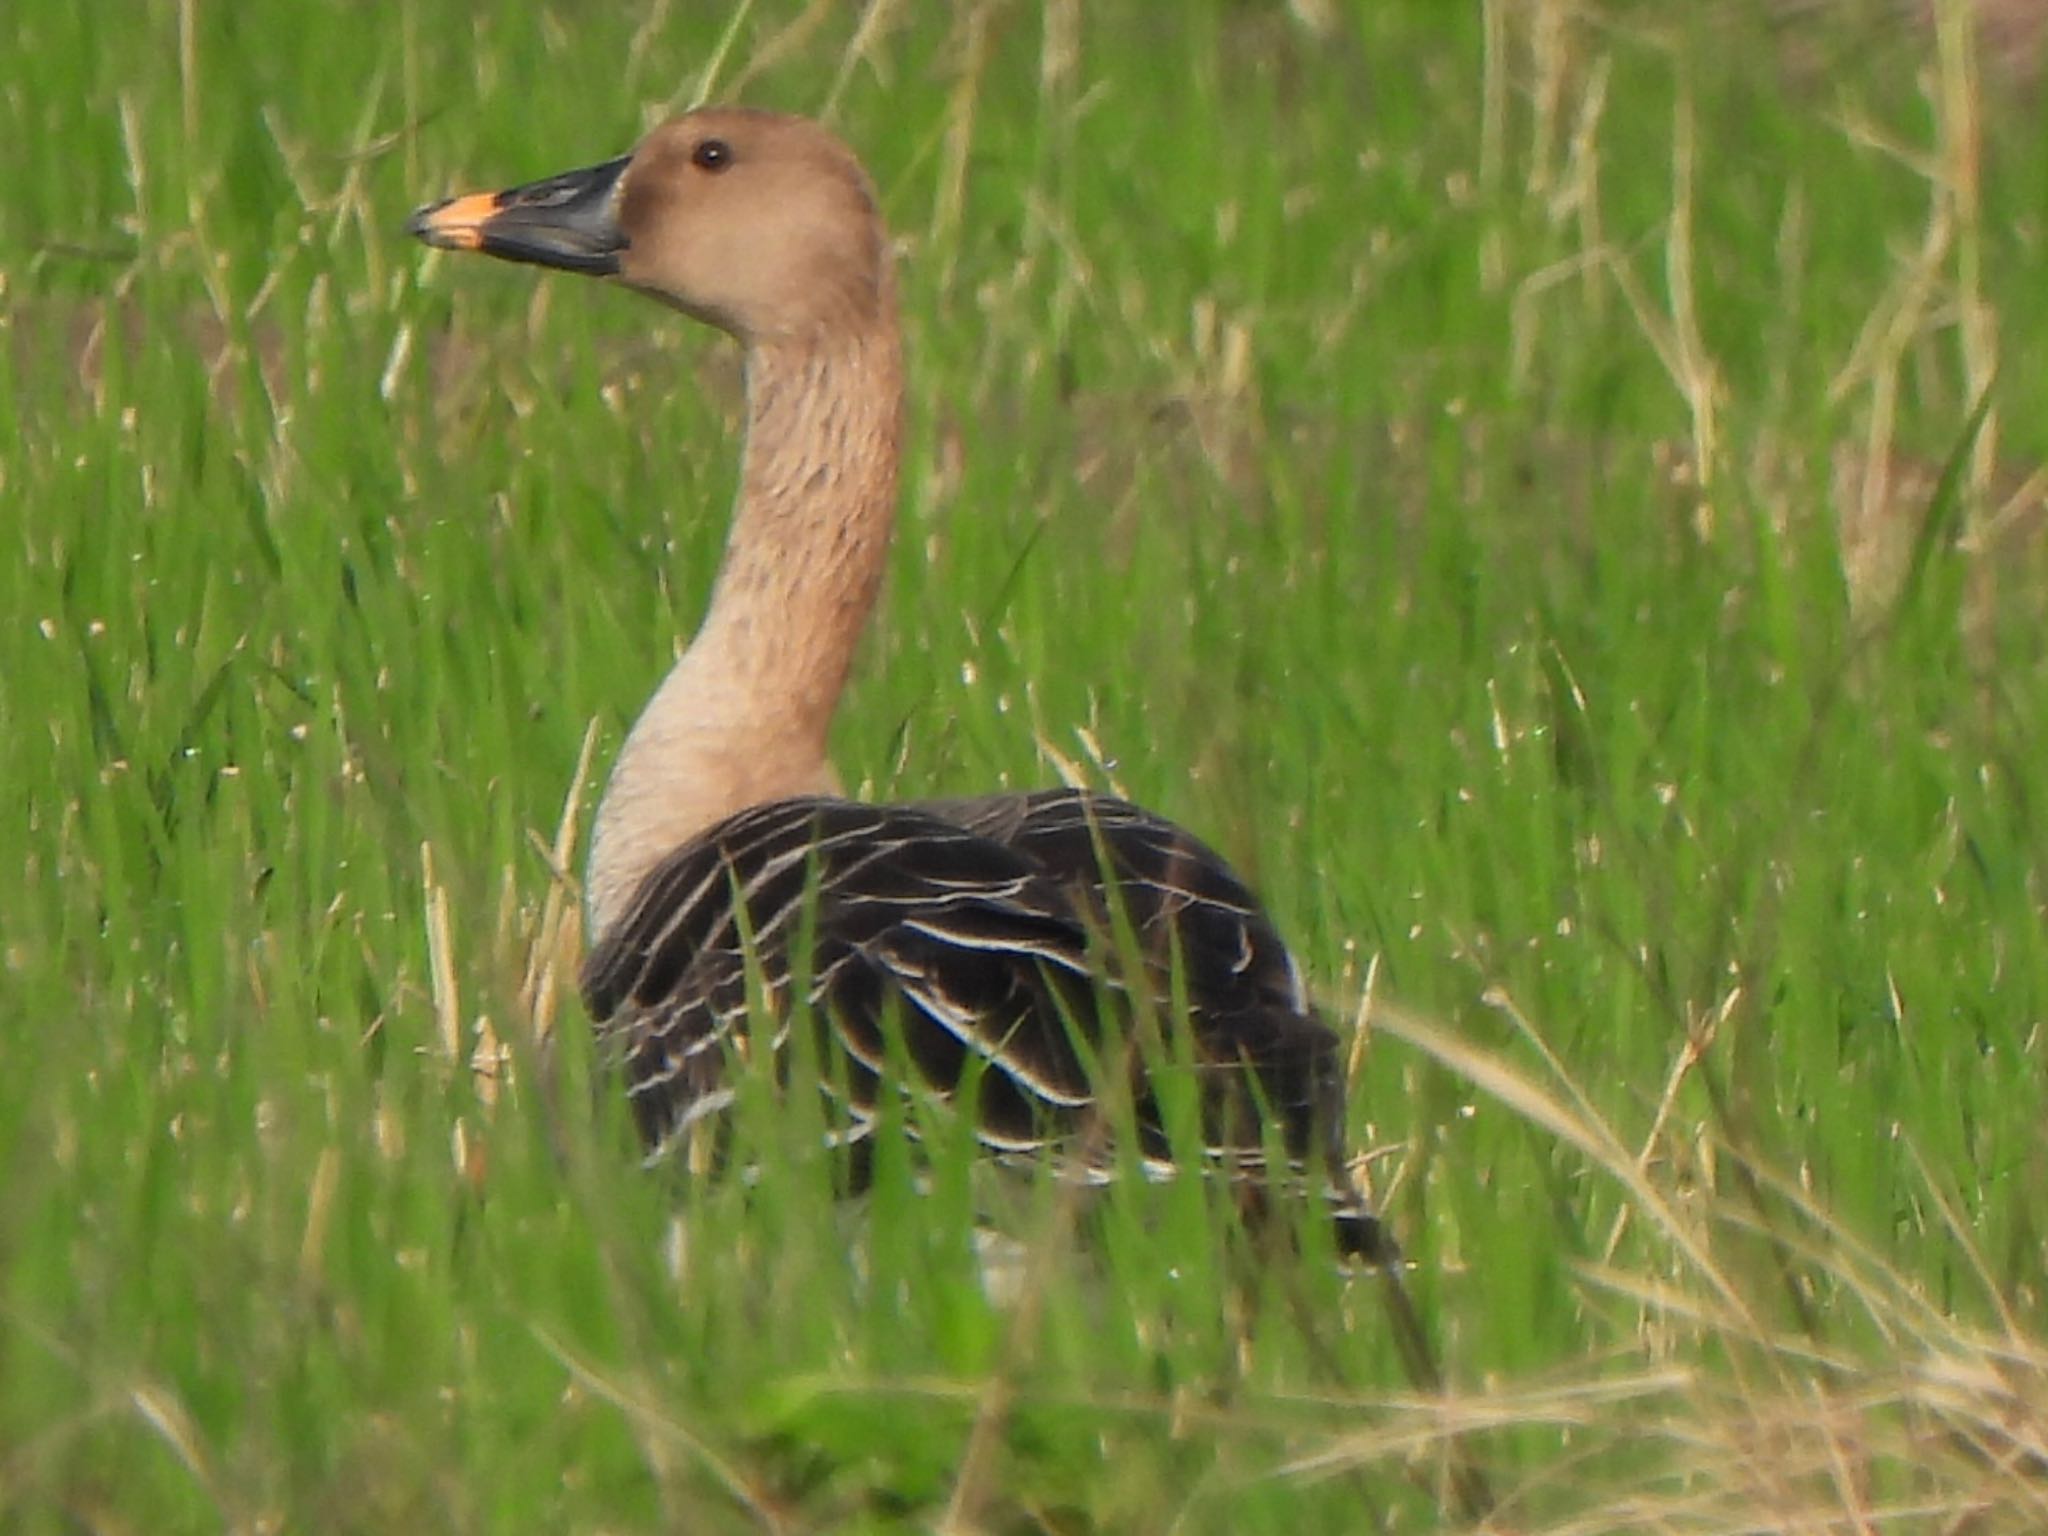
408 108 1390 1262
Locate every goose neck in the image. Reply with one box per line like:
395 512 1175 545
585 317 904 939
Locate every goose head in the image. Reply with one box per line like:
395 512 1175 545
407 108 892 342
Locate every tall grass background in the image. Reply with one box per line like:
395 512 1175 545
5 0 2046 1528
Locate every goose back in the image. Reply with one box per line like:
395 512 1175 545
580 788 1388 1260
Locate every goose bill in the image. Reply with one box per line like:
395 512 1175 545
405 155 631 275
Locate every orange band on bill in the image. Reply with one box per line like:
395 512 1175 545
408 191 501 251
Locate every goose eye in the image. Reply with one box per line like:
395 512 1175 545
691 139 732 173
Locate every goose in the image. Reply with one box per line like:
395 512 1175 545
406 108 1394 1267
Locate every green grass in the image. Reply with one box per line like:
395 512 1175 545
6 0 2048 1529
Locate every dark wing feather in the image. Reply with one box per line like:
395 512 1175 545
926 789 1382 1251
580 791 1389 1260
928 787 1312 1012
583 799 1098 1149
